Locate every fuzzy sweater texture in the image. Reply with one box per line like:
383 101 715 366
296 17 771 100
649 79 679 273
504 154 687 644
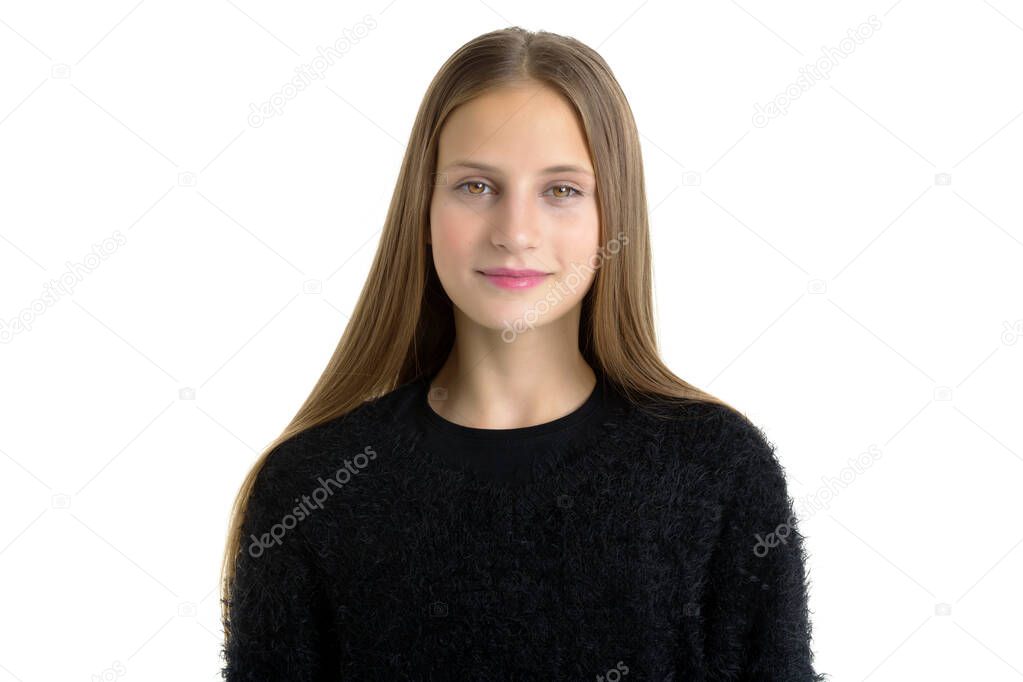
221 372 825 680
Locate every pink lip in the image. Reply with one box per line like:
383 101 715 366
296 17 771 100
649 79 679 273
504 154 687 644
477 268 550 290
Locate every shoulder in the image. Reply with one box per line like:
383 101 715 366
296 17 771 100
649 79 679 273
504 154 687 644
641 401 797 550
251 379 422 497
682 402 792 517
647 398 785 485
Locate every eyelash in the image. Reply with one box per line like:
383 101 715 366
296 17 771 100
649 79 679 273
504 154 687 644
455 181 584 200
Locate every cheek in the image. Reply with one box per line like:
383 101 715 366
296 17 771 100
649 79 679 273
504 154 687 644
430 196 477 273
555 202 601 265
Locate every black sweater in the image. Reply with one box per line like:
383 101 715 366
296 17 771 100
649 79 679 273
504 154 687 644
221 372 825 680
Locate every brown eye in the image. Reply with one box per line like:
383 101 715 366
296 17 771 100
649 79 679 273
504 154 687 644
457 181 493 196
548 185 582 199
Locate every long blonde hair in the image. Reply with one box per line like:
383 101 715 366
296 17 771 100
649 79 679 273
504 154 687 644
220 25 735 636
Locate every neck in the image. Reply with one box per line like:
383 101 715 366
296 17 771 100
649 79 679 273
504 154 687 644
427 311 596 430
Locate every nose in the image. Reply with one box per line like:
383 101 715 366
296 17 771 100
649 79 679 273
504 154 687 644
489 187 541 253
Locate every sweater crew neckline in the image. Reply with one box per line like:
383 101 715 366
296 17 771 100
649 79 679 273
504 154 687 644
418 374 604 441
411 370 624 487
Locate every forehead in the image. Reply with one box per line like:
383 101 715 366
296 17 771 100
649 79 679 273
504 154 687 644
436 83 593 173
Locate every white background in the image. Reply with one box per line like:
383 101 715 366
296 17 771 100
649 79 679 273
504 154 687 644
2 1 1022 680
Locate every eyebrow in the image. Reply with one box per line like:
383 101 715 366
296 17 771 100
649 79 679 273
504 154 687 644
443 160 594 177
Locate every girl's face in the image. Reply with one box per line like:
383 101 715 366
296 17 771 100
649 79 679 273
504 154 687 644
429 82 600 337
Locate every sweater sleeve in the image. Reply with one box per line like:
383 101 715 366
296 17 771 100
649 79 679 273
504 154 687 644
702 414 827 681
221 448 328 681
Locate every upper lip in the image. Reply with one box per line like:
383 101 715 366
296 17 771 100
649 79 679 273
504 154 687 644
478 267 549 277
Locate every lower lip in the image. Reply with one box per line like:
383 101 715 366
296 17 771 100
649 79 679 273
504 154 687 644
479 272 549 289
